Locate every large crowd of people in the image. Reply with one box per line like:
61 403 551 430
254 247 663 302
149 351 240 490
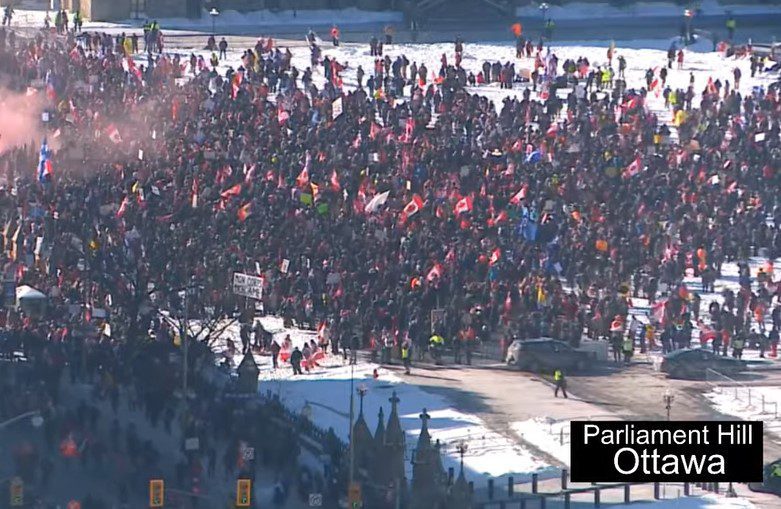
0 9 780 504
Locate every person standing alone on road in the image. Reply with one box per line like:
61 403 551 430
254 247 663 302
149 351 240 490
402 339 412 374
218 37 228 60
554 369 568 398
290 346 303 375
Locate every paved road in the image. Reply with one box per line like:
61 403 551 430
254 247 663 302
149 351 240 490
384 355 781 507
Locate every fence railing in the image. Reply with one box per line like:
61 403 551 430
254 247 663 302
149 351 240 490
705 368 779 418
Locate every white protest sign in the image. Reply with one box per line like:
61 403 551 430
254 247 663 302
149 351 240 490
332 97 343 119
232 272 263 300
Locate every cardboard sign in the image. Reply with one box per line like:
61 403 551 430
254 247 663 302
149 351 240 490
280 259 290 274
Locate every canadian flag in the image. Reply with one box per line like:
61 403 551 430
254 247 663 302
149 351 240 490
546 123 558 138
622 155 643 179
278 107 290 125
330 170 341 192
487 210 508 227
509 184 528 205
237 202 252 222
220 183 242 200
231 71 242 99
489 248 501 266
426 262 443 282
106 124 122 144
116 196 129 218
191 177 199 208
370 122 381 140
296 167 309 188
400 194 424 222
454 195 473 216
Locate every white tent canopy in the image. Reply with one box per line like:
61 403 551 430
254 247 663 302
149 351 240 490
16 285 47 301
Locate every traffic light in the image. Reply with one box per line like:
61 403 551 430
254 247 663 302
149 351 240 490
10 477 23 507
348 482 362 508
149 479 164 508
236 478 251 507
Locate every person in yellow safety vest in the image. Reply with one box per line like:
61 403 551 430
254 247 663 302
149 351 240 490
553 369 568 398
622 336 633 364
401 339 411 374
601 68 610 89
732 334 745 359
429 334 444 365
725 16 736 40
771 462 781 477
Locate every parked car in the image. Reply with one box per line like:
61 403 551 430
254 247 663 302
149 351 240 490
660 348 747 379
505 338 594 373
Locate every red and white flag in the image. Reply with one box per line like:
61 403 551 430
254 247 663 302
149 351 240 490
489 248 501 266
237 202 252 222
509 184 528 205
622 155 642 179
454 195 473 216
330 170 341 192
220 183 242 200
426 262 443 282
400 194 424 222
106 124 122 144
116 196 129 218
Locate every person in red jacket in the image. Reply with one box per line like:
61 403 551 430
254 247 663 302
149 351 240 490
330 25 340 46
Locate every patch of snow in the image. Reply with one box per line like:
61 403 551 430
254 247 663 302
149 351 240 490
517 0 781 21
513 417 571 465
706 385 781 438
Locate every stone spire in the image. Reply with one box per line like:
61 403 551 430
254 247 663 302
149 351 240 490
383 391 406 483
374 406 386 450
410 409 446 509
352 389 374 477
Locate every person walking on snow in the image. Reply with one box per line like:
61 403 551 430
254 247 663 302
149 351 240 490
554 369 568 398
218 37 228 60
330 25 340 47
401 339 412 374
290 346 303 375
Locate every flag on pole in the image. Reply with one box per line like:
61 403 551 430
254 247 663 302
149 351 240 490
400 194 424 222
426 262 443 282
37 139 53 183
365 191 390 214
509 184 528 205
454 195 473 216
330 170 341 192
489 248 501 266
106 125 122 144
622 155 643 178
237 202 252 222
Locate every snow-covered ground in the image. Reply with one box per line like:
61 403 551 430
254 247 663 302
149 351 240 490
612 494 756 509
517 0 781 20
706 385 781 441
206 316 554 481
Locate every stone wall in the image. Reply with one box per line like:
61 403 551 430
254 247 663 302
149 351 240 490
147 0 189 18
80 0 132 21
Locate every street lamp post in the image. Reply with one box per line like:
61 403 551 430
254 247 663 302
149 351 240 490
684 9 694 45
348 363 355 486
539 2 549 22
0 411 44 430
456 441 469 471
663 389 675 421
209 8 219 37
